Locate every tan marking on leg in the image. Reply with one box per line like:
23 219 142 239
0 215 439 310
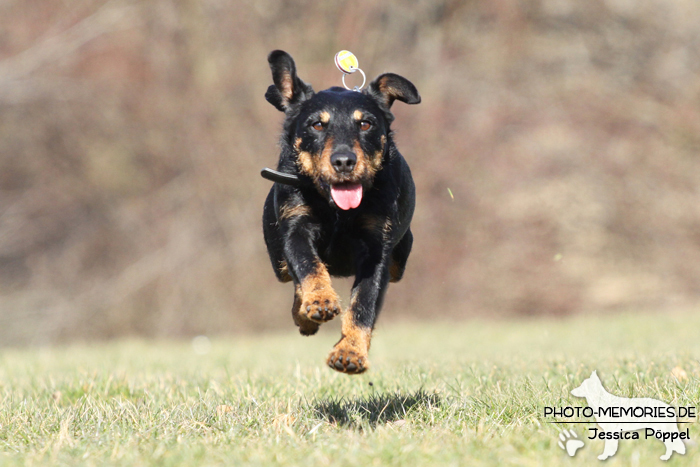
341 306 372 351
327 307 372 374
279 203 311 220
353 110 363 121
278 260 292 282
300 261 340 323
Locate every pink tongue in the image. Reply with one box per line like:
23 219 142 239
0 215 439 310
331 183 363 210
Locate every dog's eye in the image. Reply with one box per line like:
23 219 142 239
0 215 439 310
311 122 324 131
360 121 371 131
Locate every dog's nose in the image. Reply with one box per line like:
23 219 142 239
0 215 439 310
330 151 357 174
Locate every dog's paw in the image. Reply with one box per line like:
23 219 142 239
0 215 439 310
327 342 368 374
291 287 321 336
302 289 340 323
295 319 320 336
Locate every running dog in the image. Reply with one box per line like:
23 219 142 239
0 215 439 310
261 50 420 374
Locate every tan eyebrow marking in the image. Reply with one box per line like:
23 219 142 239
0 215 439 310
320 111 330 124
353 110 363 121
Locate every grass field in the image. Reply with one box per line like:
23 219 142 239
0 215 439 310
0 309 698 466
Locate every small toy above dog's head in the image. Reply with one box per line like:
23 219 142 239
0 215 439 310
334 50 366 91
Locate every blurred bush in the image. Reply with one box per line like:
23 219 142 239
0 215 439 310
1 0 699 344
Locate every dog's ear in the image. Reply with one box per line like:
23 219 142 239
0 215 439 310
366 73 421 109
265 50 314 112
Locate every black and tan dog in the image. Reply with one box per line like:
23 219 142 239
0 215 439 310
262 50 420 374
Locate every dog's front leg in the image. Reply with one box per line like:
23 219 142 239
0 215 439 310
327 227 392 374
281 216 341 334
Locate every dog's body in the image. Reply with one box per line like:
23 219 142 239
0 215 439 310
571 371 686 460
262 50 420 374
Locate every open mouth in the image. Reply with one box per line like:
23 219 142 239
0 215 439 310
330 182 363 210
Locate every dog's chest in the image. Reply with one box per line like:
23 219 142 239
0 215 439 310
317 214 365 275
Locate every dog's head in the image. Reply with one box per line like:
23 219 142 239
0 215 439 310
265 50 420 210
571 370 602 398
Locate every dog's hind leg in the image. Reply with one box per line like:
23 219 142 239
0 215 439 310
661 437 686 460
673 438 687 456
598 438 618 460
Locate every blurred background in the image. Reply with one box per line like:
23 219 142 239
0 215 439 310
1 0 699 345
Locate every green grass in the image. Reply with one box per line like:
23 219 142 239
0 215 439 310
1 310 699 466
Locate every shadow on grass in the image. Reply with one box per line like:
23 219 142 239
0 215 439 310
313 388 440 428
